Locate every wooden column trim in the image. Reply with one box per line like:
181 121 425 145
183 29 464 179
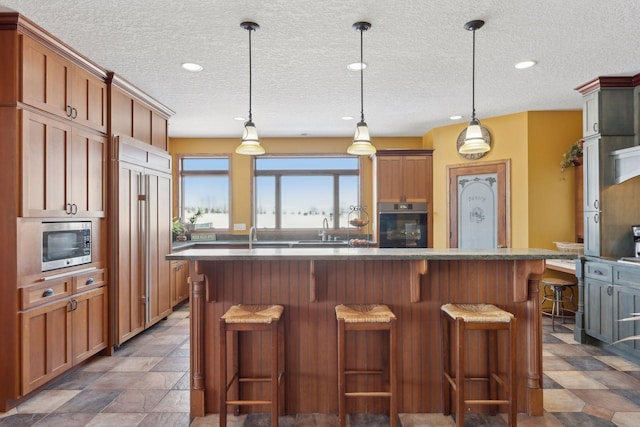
309 260 317 303
512 259 544 302
189 260 206 417
410 260 428 303
515 259 545 416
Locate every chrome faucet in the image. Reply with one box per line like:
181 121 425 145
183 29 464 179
320 217 329 241
249 226 257 249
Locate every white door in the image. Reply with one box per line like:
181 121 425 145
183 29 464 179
457 173 498 248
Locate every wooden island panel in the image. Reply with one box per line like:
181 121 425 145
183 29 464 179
183 254 548 417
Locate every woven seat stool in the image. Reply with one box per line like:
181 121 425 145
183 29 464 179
335 304 397 427
441 303 517 427
219 304 284 427
541 277 577 331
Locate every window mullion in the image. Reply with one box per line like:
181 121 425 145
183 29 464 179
275 174 282 229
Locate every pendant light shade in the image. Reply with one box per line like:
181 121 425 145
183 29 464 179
236 21 265 156
459 20 491 155
347 22 376 156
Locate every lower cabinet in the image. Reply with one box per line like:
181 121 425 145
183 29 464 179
584 260 640 356
585 276 613 343
20 271 107 394
170 260 189 307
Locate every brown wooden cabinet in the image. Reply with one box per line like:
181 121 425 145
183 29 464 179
21 110 106 218
108 73 172 151
112 136 172 346
375 153 432 203
171 260 189 307
19 269 107 394
21 35 106 133
373 150 434 247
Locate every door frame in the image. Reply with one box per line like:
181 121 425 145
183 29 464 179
447 159 511 248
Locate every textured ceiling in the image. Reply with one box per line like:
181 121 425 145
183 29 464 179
2 0 640 139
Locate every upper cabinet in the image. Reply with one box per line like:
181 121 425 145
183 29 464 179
21 36 107 133
374 151 433 203
21 110 106 218
108 73 173 151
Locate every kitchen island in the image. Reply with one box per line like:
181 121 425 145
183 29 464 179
166 247 573 418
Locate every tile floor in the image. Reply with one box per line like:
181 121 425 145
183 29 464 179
2 304 640 426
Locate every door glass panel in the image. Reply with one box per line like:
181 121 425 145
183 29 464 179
457 173 498 248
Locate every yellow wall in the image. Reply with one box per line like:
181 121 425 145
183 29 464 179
169 136 422 234
424 110 582 249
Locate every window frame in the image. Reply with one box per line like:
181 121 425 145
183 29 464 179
178 154 231 231
254 155 360 230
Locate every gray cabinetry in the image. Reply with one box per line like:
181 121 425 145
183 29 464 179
613 265 640 354
584 260 613 343
581 88 634 137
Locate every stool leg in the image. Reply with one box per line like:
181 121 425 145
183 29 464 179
390 318 397 427
455 318 465 427
271 320 279 427
338 319 346 427
219 319 227 427
508 318 518 426
488 329 497 416
441 312 451 416
551 287 558 331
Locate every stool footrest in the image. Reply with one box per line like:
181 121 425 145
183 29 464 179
239 377 271 383
465 399 509 406
225 400 272 406
345 392 392 397
345 369 382 375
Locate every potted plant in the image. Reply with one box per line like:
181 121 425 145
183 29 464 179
560 139 584 172
172 217 186 241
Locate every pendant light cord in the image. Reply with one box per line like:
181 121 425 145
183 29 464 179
471 28 476 121
248 26 253 122
359 26 365 123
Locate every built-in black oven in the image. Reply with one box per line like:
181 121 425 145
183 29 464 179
42 221 92 271
378 202 428 248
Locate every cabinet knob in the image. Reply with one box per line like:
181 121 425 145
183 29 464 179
594 213 599 224
66 105 73 117
594 269 603 275
71 107 78 119
42 288 54 298
593 122 598 133
607 285 613 296
85 277 94 286
71 204 78 215
594 200 599 210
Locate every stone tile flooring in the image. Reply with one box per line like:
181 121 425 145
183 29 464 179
2 304 640 426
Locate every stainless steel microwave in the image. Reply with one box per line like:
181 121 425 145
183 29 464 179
42 221 92 272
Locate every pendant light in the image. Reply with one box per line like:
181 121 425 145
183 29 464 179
347 22 376 156
459 20 491 155
236 21 265 155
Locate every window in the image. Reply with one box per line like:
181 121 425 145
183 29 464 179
180 157 230 229
255 156 359 229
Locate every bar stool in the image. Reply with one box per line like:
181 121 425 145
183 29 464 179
219 304 284 427
541 277 578 331
335 304 397 427
441 303 517 427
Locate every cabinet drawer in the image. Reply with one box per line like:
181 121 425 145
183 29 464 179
73 268 106 293
20 277 73 310
585 261 613 281
614 265 640 287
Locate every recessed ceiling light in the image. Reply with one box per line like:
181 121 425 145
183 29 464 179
347 62 367 71
182 62 203 72
450 115 463 120
233 117 245 121
514 60 536 70
341 116 354 121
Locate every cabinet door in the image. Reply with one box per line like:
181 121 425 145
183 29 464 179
116 163 146 345
21 110 71 217
71 67 107 132
21 36 71 119
583 91 599 137
72 287 108 365
376 156 404 202
20 298 72 394
171 260 189 306
583 137 600 212
146 172 173 325
403 156 430 203
584 277 613 343
583 211 601 257
70 128 106 217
